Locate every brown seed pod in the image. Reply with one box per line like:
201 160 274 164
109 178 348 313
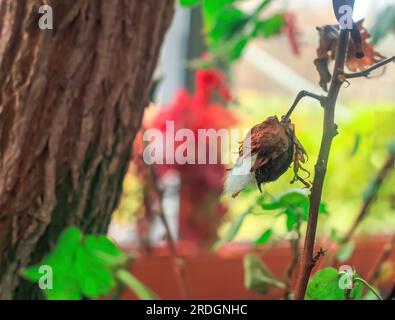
226 116 310 198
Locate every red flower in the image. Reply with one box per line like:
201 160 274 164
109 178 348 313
135 69 237 246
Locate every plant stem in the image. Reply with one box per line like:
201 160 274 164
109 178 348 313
293 29 350 300
354 277 383 300
149 167 192 299
345 56 395 78
283 213 301 299
116 269 159 300
283 90 326 122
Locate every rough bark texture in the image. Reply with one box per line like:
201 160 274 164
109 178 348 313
0 0 174 299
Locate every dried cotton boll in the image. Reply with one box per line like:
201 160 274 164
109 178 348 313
225 115 310 198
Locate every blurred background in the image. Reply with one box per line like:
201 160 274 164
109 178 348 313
109 0 395 250
104 0 395 298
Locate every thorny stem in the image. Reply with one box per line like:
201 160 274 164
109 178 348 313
345 56 395 79
149 167 191 299
293 29 350 300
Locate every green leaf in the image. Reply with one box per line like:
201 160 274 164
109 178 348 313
350 133 361 157
228 37 249 60
329 228 343 243
22 265 42 282
336 240 355 262
22 227 138 300
388 139 395 154
306 267 344 300
202 0 236 30
84 235 127 267
285 208 298 231
221 210 250 243
370 5 395 44
209 7 249 44
254 229 272 246
180 0 201 7
260 189 309 210
116 269 158 300
255 14 285 38
319 202 329 215
306 267 362 300
243 254 284 295
45 275 81 300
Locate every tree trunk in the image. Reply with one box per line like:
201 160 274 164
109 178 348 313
0 0 174 299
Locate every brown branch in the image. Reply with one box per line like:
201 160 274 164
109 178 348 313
341 152 394 245
293 29 350 300
149 167 192 299
345 56 395 79
283 90 326 122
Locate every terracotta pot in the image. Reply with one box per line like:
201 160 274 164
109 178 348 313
122 236 395 300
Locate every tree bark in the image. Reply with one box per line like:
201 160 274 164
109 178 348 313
0 0 174 299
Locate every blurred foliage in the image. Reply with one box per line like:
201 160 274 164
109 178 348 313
336 240 355 262
179 0 289 64
371 5 395 44
243 253 284 295
215 188 327 250
23 227 156 300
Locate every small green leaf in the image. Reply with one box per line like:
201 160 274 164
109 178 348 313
203 0 236 30
329 228 342 243
22 265 42 282
221 210 249 243
336 240 355 262
370 5 395 44
388 140 395 154
243 254 284 295
255 14 285 38
306 267 362 300
209 7 248 44
260 189 309 210
350 133 361 157
285 208 298 231
306 267 344 300
319 202 329 215
228 37 249 60
254 229 273 246
22 227 132 300
84 235 127 267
